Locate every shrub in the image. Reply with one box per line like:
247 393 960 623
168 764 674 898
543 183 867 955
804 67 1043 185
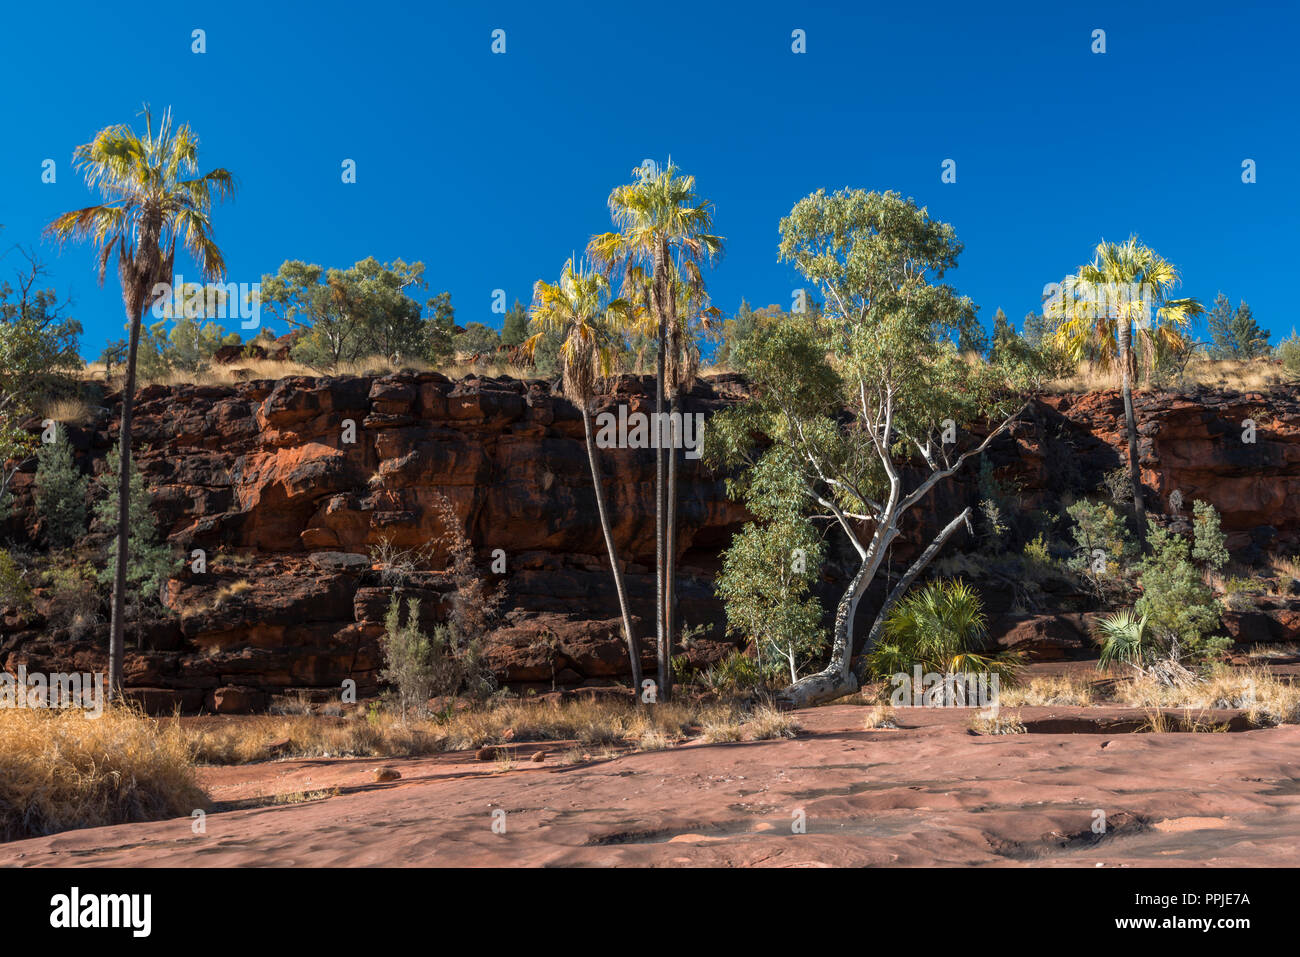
1278 330 1300 377
1093 608 1151 668
379 596 439 718
94 443 174 612
0 549 31 612
869 579 1023 685
1191 500 1229 571
697 650 765 698
1135 521 1229 662
716 507 827 684
1066 499 1133 576
33 426 88 547
44 561 101 639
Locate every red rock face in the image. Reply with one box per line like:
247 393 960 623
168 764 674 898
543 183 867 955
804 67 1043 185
4 378 1300 711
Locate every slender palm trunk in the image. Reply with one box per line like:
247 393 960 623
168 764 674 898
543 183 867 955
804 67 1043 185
108 297 143 704
664 391 680 701
654 317 668 700
581 403 643 693
1119 320 1146 545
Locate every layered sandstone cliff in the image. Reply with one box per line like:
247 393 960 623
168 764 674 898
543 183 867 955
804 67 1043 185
4 375 1299 711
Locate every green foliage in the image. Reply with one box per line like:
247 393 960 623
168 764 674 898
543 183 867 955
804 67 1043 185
1134 522 1228 662
868 579 1023 684
43 561 101 639
1207 293 1269 360
1093 608 1151 668
0 251 83 505
453 322 501 358
715 480 827 683
380 596 439 717
1065 499 1133 576
1277 329 1300 377
94 444 173 612
259 258 443 368
696 650 765 698
0 549 31 612
501 299 529 348
33 426 88 548
1021 533 1054 580
1191 500 1229 571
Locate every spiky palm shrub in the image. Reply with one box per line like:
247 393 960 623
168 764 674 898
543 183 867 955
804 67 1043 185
1094 608 1151 669
868 579 1023 685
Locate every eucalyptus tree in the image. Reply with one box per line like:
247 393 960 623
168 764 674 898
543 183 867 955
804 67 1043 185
588 162 723 700
706 189 1036 708
527 259 643 690
47 107 234 701
1047 237 1202 540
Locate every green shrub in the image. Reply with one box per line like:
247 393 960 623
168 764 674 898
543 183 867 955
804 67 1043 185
93 443 174 611
697 650 765 698
1066 499 1133 577
380 596 439 717
33 426 88 548
1093 608 1151 668
1277 330 1300 377
1135 522 1229 662
43 562 101 639
1191 500 1229 571
0 550 31 612
869 579 1023 685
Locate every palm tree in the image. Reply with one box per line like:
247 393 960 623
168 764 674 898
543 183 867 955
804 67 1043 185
588 162 722 701
526 259 643 690
46 107 234 701
1048 237 1201 543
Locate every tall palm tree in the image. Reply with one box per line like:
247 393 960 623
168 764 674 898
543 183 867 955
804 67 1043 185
527 259 643 690
46 107 234 701
1048 236 1201 543
588 162 722 701
663 277 718 678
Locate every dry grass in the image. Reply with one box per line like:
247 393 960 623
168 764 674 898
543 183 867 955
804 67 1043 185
1000 674 1097 707
1115 666 1300 726
968 709 1026 735
1046 358 1287 394
84 353 540 392
181 697 797 765
39 395 95 427
0 705 207 841
862 704 899 729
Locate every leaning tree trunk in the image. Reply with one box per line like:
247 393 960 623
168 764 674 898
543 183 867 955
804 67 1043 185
107 295 144 704
1119 320 1146 546
581 404 643 694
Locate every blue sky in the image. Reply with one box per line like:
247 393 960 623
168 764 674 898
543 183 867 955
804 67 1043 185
1 0 1296 357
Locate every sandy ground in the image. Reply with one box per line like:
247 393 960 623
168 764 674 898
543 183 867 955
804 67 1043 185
2 705 1298 867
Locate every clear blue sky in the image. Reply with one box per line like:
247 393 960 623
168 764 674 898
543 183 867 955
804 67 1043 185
1 0 1296 357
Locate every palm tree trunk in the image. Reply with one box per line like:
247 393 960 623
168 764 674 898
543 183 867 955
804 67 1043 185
654 315 668 701
1119 320 1146 546
581 403 643 693
108 296 143 704
664 391 680 702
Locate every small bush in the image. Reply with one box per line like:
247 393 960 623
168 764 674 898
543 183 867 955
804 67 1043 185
1136 521 1229 663
44 561 101 639
869 579 1023 686
0 549 31 612
33 426 88 548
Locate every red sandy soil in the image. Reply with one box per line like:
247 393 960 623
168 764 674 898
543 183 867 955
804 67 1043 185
2 705 1298 867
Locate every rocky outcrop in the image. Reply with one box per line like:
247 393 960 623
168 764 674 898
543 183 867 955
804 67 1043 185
4 377 1300 711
